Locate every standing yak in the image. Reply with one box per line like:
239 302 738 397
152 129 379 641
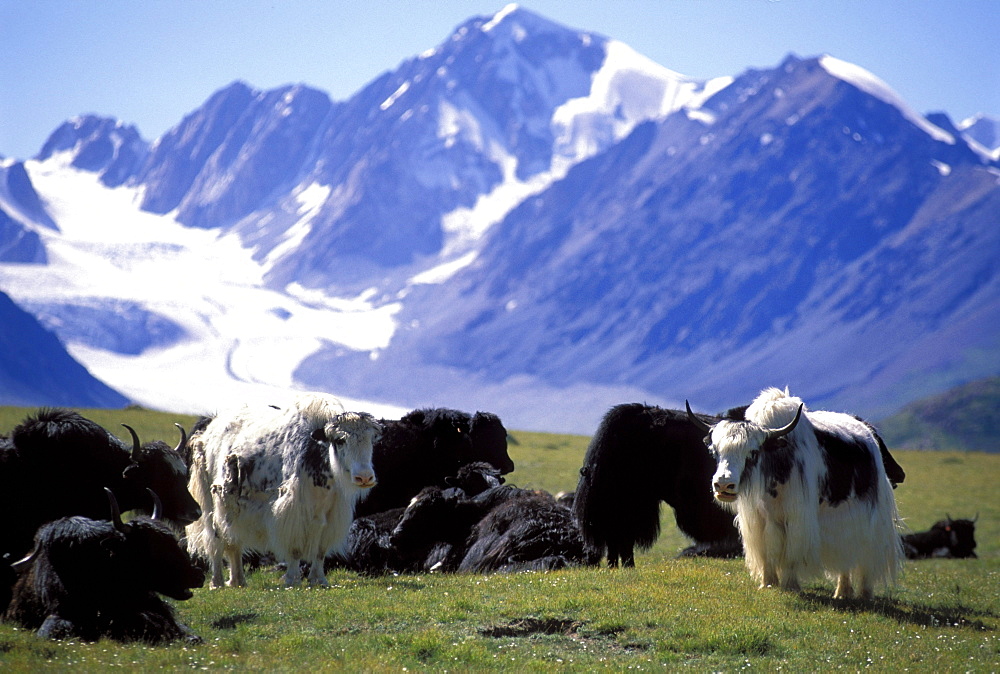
185 393 383 588
573 404 745 568
689 388 903 599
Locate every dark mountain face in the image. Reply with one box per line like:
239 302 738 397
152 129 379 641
0 291 129 408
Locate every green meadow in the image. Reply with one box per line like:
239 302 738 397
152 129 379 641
0 407 996 671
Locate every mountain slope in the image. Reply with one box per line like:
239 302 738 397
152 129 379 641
302 54 999 426
0 290 130 408
877 376 1000 451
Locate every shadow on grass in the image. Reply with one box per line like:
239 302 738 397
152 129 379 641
797 591 996 631
211 612 260 629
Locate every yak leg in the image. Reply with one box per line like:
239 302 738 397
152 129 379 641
854 570 873 600
834 573 854 599
306 556 329 587
779 569 801 592
760 564 779 589
606 542 620 568
224 544 246 587
281 559 303 587
621 546 636 568
208 550 227 589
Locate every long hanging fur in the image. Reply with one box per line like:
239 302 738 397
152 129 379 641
715 388 902 598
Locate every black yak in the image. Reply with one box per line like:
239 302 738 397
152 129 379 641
902 516 978 559
354 408 514 517
3 489 204 643
574 403 744 568
0 408 201 559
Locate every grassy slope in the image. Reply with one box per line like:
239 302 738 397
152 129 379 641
0 406 997 670
878 376 1000 452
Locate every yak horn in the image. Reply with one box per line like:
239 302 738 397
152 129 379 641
146 488 163 520
11 549 37 573
765 404 804 441
173 423 187 454
685 401 713 434
122 424 142 461
105 487 127 532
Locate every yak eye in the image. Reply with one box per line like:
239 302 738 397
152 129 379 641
702 435 711 447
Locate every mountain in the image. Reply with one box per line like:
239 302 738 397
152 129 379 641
0 160 54 262
0 290 130 408
0 6 997 433
877 376 1000 452
958 113 1000 156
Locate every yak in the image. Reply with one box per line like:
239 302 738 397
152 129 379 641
3 489 204 643
354 408 514 518
573 403 744 568
0 408 201 560
689 388 902 599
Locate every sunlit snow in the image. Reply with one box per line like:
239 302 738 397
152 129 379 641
818 55 954 145
0 155 405 418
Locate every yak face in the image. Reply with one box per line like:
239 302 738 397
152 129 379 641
124 443 202 526
687 402 803 508
115 517 205 600
935 518 978 558
705 421 770 506
469 412 515 474
321 412 381 490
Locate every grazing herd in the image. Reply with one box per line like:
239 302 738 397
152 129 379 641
0 387 983 644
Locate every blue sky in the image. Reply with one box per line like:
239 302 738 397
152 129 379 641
2 0 998 161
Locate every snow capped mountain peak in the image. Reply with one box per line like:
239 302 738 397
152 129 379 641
818 55 955 145
958 113 1000 158
2 9 997 434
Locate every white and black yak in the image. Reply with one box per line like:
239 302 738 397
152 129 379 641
573 403 745 568
688 388 903 599
3 489 204 643
185 393 382 588
0 408 202 560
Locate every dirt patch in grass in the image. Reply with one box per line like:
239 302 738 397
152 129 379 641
480 617 584 638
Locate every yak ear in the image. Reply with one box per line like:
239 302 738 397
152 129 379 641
122 462 140 480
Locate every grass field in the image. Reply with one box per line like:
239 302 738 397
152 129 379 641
0 406 997 671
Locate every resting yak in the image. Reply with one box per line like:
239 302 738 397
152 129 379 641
354 408 514 517
3 489 204 643
0 408 202 560
903 516 978 559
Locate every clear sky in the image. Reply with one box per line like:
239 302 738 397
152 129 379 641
1 0 997 161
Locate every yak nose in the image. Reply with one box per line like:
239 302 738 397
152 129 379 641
354 472 377 488
714 478 736 494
